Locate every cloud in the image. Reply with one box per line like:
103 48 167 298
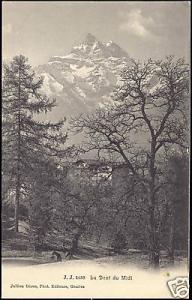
3 23 12 35
119 9 154 38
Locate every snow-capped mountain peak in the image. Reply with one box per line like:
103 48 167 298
70 34 129 59
84 33 97 45
36 34 131 120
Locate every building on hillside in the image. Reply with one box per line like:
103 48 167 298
66 159 112 183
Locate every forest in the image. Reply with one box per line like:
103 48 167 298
2 55 189 269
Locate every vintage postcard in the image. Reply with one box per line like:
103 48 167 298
2 1 190 299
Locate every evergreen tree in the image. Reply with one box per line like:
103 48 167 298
2 55 67 233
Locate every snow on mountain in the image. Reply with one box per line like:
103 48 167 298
36 33 131 121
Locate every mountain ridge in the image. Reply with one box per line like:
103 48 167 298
36 34 131 121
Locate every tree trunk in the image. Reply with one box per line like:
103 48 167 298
148 144 160 269
96 228 104 244
14 66 21 233
66 230 83 259
150 250 160 268
148 209 160 268
14 180 20 233
168 201 175 266
71 231 82 254
168 248 174 266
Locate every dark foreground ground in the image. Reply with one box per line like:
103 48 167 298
2 247 188 270
2 230 188 269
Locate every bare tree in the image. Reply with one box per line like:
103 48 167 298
71 56 189 268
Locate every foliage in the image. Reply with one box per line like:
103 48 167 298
2 55 67 234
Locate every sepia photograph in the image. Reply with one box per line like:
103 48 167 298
2 1 190 298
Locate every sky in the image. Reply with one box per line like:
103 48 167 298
2 1 190 66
